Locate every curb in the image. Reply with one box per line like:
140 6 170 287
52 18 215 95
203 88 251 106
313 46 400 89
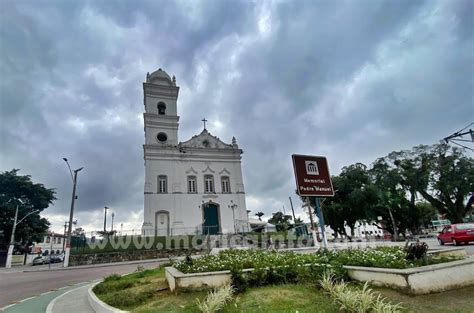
87 281 129 313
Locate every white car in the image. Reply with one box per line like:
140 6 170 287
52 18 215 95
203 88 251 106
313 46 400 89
32 256 48 265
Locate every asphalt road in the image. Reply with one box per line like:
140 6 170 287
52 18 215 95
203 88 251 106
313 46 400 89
423 237 474 255
0 260 164 308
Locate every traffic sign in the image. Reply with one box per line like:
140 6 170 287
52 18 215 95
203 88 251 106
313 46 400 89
292 154 334 197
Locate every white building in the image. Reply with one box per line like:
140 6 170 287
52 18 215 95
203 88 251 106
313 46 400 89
141 68 249 236
33 232 66 255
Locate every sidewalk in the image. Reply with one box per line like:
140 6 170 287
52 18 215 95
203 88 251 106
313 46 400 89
46 283 94 313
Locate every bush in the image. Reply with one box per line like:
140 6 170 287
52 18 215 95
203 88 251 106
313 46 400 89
230 268 248 293
319 273 403 313
196 284 234 313
405 241 428 261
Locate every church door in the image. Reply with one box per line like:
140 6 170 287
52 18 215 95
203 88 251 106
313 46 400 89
203 203 220 235
155 211 169 236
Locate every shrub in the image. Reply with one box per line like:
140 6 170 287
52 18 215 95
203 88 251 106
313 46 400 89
404 241 428 261
196 284 234 313
230 268 248 293
319 273 403 313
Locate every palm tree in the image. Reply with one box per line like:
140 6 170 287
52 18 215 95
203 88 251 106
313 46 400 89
255 212 264 221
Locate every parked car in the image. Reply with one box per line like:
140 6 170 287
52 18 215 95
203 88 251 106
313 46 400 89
32 256 47 265
437 223 474 246
50 255 64 263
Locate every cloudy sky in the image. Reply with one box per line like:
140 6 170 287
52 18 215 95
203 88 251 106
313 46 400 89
1 0 472 233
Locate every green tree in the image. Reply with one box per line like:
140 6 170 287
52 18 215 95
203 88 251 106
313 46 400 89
323 163 377 239
255 212 264 221
268 211 293 232
386 144 474 223
0 169 55 249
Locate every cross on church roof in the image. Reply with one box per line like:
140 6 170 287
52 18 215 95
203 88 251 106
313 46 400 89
201 118 208 130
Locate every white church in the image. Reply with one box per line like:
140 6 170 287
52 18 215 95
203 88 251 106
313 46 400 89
141 68 249 236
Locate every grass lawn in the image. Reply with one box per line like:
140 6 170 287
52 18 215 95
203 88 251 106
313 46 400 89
375 285 474 313
94 265 474 313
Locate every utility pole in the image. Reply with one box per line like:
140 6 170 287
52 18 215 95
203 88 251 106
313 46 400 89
111 212 115 233
6 200 38 268
288 197 296 220
6 201 20 269
63 158 83 268
63 220 76 252
103 206 109 232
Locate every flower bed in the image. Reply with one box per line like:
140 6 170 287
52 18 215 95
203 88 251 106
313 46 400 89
174 247 460 279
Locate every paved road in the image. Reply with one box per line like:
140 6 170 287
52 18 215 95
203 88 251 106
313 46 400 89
422 237 474 255
0 260 163 308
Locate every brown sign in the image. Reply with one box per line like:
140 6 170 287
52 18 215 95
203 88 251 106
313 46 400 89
292 154 334 197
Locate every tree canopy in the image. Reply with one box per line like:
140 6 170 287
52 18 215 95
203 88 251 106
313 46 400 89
268 211 293 232
317 143 473 239
0 169 55 249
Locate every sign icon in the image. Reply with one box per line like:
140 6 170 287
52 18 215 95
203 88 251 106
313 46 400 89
305 160 319 175
292 154 334 197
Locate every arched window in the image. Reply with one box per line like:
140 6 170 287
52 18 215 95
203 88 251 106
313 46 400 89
221 176 231 193
204 175 214 193
158 175 167 193
187 176 197 193
158 102 166 115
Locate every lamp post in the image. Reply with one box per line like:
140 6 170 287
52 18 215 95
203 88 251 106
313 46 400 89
228 201 237 234
6 199 39 268
63 158 83 267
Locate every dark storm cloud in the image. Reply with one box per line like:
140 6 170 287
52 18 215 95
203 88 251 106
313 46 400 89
1 0 472 230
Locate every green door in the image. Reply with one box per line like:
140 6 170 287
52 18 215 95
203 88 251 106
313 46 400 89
203 203 219 235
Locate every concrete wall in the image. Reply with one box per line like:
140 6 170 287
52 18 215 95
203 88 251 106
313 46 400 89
69 249 204 266
166 266 241 292
344 257 474 294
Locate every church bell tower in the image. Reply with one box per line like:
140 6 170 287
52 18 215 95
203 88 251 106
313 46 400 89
143 68 179 145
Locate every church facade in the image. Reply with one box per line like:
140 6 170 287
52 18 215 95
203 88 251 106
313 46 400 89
141 68 249 236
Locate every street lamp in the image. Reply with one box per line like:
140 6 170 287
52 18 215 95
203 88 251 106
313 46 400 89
228 201 237 234
6 199 39 268
63 158 83 267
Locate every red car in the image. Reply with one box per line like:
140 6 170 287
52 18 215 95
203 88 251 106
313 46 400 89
437 223 474 246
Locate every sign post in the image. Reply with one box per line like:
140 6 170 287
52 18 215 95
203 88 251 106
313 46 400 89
292 154 334 249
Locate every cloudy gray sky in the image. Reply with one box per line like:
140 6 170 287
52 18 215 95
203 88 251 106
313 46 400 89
1 0 473 233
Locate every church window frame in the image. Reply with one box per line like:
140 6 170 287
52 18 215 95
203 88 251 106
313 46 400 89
221 176 231 193
204 175 215 193
157 102 166 115
187 176 197 193
158 175 168 193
